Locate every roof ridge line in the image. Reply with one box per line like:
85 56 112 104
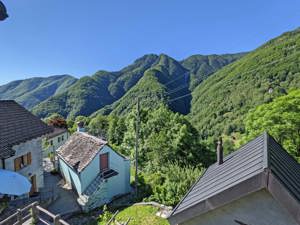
263 131 269 169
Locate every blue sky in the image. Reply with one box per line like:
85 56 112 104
0 0 299 85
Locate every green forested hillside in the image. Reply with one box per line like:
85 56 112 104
0 75 77 109
32 55 159 118
181 53 246 90
190 28 300 138
94 54 191 116
30 53 242 118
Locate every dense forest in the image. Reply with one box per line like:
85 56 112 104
190 28 300 139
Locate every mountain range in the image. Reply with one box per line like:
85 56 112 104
1 27 300 139
0 53 244 118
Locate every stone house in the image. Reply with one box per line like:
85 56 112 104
0 100 53 197
168 132 300 225
56 131 131 211
43 127 69 158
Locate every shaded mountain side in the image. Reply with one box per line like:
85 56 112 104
181 53 247 90
0 75 77 109
190 28 300 138
93 54 191 116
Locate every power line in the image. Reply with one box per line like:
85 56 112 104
167 93 192 103
163 72 189 87
165 83 190 95
135 50 300 106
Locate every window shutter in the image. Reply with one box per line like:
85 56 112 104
27 152 32 165
14 158 21 171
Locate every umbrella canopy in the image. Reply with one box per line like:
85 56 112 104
0 169 31 196
0 1 8 21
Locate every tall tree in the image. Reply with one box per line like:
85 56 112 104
244 89 300 162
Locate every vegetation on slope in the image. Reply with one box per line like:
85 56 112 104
243 89 300 162
97 205 169 225
28 53 242 118
0 75 77 109
181 53 246 90
190 28 300 138
32 55 159 118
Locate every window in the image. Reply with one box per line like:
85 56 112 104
50 140 53 146
58 137 61 143
14 152 32 171
62 135 64 141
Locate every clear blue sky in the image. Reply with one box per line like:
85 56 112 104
0 0 299 85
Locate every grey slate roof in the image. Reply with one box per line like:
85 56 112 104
171 132 300 218
0 100 53 158
57 132 107 172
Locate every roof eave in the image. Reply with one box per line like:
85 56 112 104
168 171 268 225
168 170 300 225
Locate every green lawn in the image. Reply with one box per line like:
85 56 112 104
98 205 169 225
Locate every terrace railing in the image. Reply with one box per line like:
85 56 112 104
0 202 69 225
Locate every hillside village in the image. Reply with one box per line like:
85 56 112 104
1 1 300 225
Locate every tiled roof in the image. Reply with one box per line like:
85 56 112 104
0 100 53 158
57 132 107 172
171 132 300 218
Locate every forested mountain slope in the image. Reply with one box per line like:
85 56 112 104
94 54 191 116
190 28 300 138
32 54 159 118
181 53 246 90
0 75 77 109
1 53 244 118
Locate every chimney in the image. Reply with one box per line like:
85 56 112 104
77 121 85 132
217 137 223 165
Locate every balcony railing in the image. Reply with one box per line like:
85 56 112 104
0 202 69 225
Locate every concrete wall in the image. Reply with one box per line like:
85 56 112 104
80 145 131 195
43 132 69 158
181 189 298 225
58 158 82 194
5 137 44 191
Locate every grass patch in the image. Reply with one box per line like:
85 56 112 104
98 205 169 225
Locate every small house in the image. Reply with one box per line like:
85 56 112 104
0 100 53 197
168 132 300 225
57 130 131 211
43 127 69 158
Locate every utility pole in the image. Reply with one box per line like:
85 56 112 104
135 97 140 197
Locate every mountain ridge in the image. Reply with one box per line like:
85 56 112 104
0 52 244 118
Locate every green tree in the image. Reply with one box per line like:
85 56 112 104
107 116 127 146
143 163 204 206
88 115 109 138
68 115 91 133
244 89 300 162
122 105 209 168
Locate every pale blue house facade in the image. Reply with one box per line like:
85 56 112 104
57 132 131 211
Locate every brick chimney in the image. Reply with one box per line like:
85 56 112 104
77 121 85 132
217 137 223 165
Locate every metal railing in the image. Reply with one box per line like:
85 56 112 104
0 202 69 225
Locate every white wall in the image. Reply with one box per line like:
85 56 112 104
181 189 298 225
43 132 69 158
5 137 44 190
